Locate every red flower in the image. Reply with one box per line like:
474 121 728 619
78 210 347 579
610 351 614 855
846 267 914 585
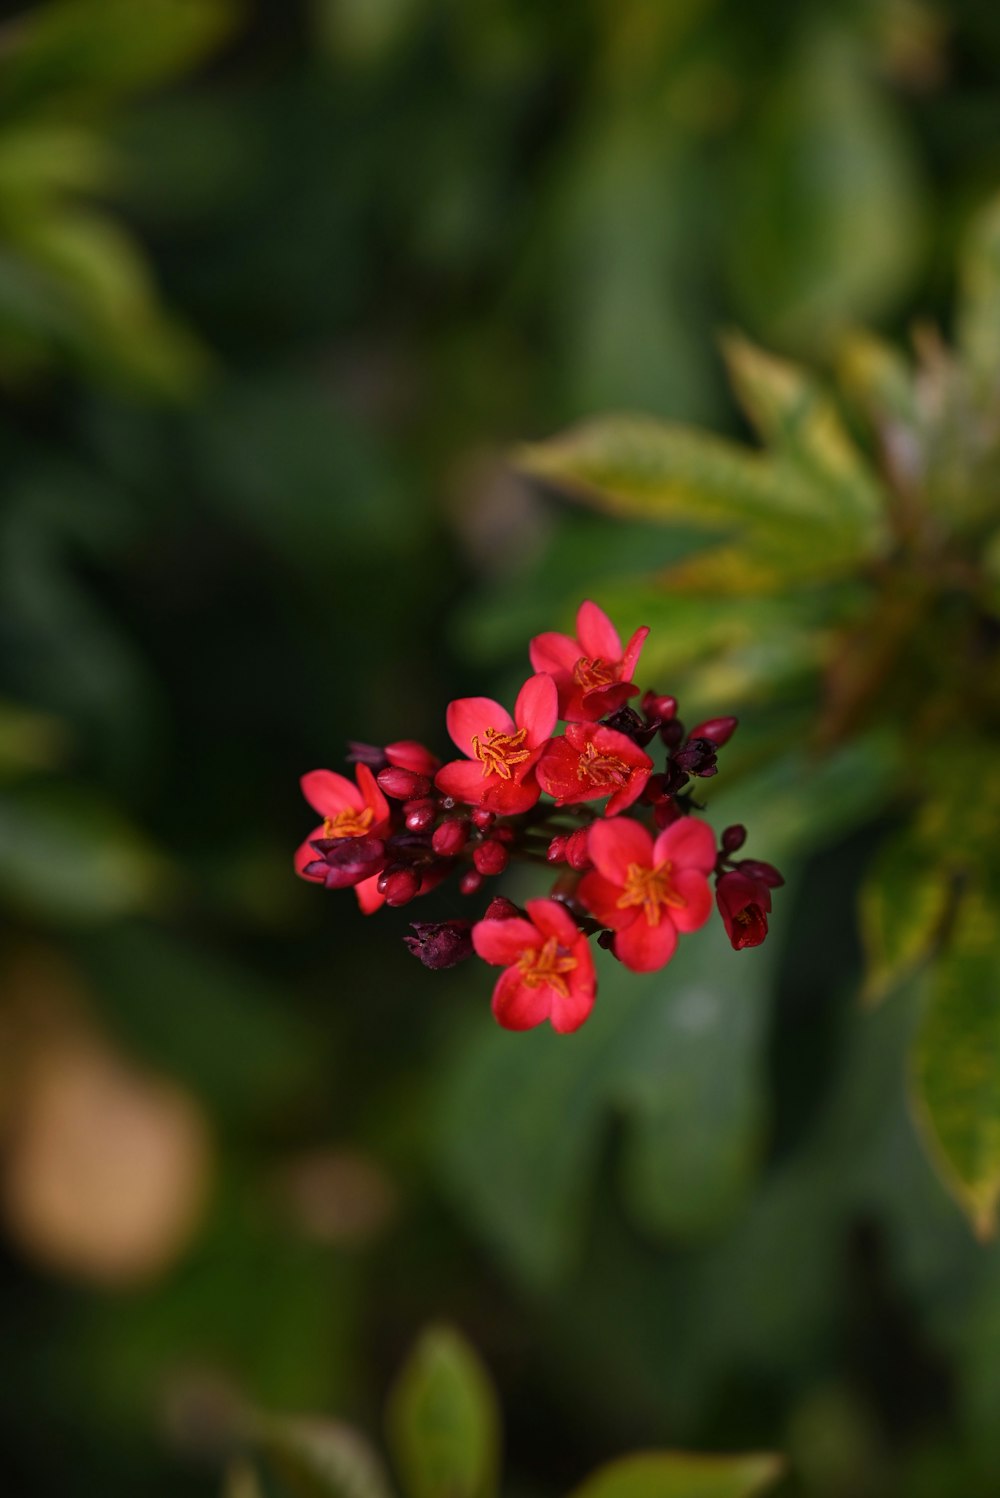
529 600 649 723
435 674 558 815
716 870 772 949
385 740 440 776
536 722 652 816
472 898 596 1033
578 816 715 972
295 764 391 913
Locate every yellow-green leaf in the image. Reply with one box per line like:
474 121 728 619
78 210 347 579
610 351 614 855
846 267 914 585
912 885 1000 1238
957 189 1000 394
254 1414 395 1498
569 1451 785 1498
860 822 956 1006
386 1326 500 1498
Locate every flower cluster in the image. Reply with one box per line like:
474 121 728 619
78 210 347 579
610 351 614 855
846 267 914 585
296 602 783 1034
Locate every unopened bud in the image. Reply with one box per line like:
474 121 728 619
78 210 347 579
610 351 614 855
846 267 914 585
547 833 569 863
310 834 386 888
403 919 473 970
385 740 440 777
432 819 468 856
484 896 520 921
653 800 682 829
601 706 648 742
470 808 495 831
459 868 484 895
565 827 592 871
673 738 718 777
660 719 685 748
736 858 785 888
722 824 747 854
377 864 421 906
597 928 617 951
642 692 677 723
474 840 509 876
404 798 437 832
643 773 670 805
689 715 738 747
377 766 432 800
491 823 516 845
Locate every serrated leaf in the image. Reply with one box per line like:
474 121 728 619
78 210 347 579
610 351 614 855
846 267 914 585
860 821 956 1006
386 1326 500 1498
912 884 1000 1237
957 189 1000 394
569 1450 784 1498
254 1414 395 1498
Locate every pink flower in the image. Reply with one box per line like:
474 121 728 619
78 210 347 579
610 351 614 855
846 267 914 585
435 674 558 816
716 870 772 949
578 816 716 972
472 898 596 1033
295 763 391 914
384 740 440 776
536 723 652 816
529 600 649 723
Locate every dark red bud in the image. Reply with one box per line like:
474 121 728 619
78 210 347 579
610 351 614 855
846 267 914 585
689 715 738 747
470 808 495 831
660 719 685 748
404 798 437 832
722 824 747 854
547 833 569 863
310 834 386 888
597 928 617 951
459 868 484 895
653 800 682 829
673 738 718 777
716 869 771 949
403 919 473 970
642 692 678 723
642 773 671 805
432 819 468 856
377 864 422 905
484 896 520 921
385 740 441 776
377 766 432 800
473 840 509 875
491 823 516 845
565 827 592 871
736 858 785 888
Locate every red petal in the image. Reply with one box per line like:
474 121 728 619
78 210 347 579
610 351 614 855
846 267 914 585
355 873 385 913
295 827 326 878
435 758 489 805
588 817 654 883
356 762 391 829
525 897 579 947
480 773 542 815
446 696 515 757
385 739 441 775
550 963 596 1033
515 672 558 746
492 969 551 1031
667 867 713 933
621 625 649 682
529 631 581 677
473 916 541 965
300 769 361 817
577 871 632 929
535 736 591 805
576 599 622 661
615 914 678 973
575 681 640 721
654 816 717 874
605 764 651 817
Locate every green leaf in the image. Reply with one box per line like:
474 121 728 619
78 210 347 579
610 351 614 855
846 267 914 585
569 1451 784 1498
254 1414 395 1498
913 884 1000 1238
957 189 1000 393
386 1326 500 1498
860 821 957 1006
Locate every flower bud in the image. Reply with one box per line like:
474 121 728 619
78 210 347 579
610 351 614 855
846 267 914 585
491 824 516 845
642 773 671 805
385 740 440 777
432 819 468 856
653 800 682 829
722 824 747 854
377 766 432 801
716 870 771 949
565 827 592 871
346 741 388 770
642 692 677 723
473 840 509 876
459 868 484 895
310 834 386 888
403 919 473 970
404 798 437 832
689 715 738 747
660 718 685 748
601 706 650 743
596 928 616 951
484 896 520 921
377 864 421 906
547 833 569 863
470 808 495 831
673 737 718 777
736 858 785 888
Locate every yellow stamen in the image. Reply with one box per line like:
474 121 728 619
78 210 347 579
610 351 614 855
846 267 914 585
517 936 578 998
472 725 531 780
576 740 631 789
322 806 374 839
573 656 617 690
616 859 687 927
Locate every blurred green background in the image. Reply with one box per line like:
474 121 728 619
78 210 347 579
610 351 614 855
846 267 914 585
3 1 1000 1495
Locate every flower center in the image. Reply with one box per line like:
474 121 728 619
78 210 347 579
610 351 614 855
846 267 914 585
517 936 577 998
576 740 631 789
322 806 375 839
573 656 617 691
472 725 531 780
616 859 686 927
